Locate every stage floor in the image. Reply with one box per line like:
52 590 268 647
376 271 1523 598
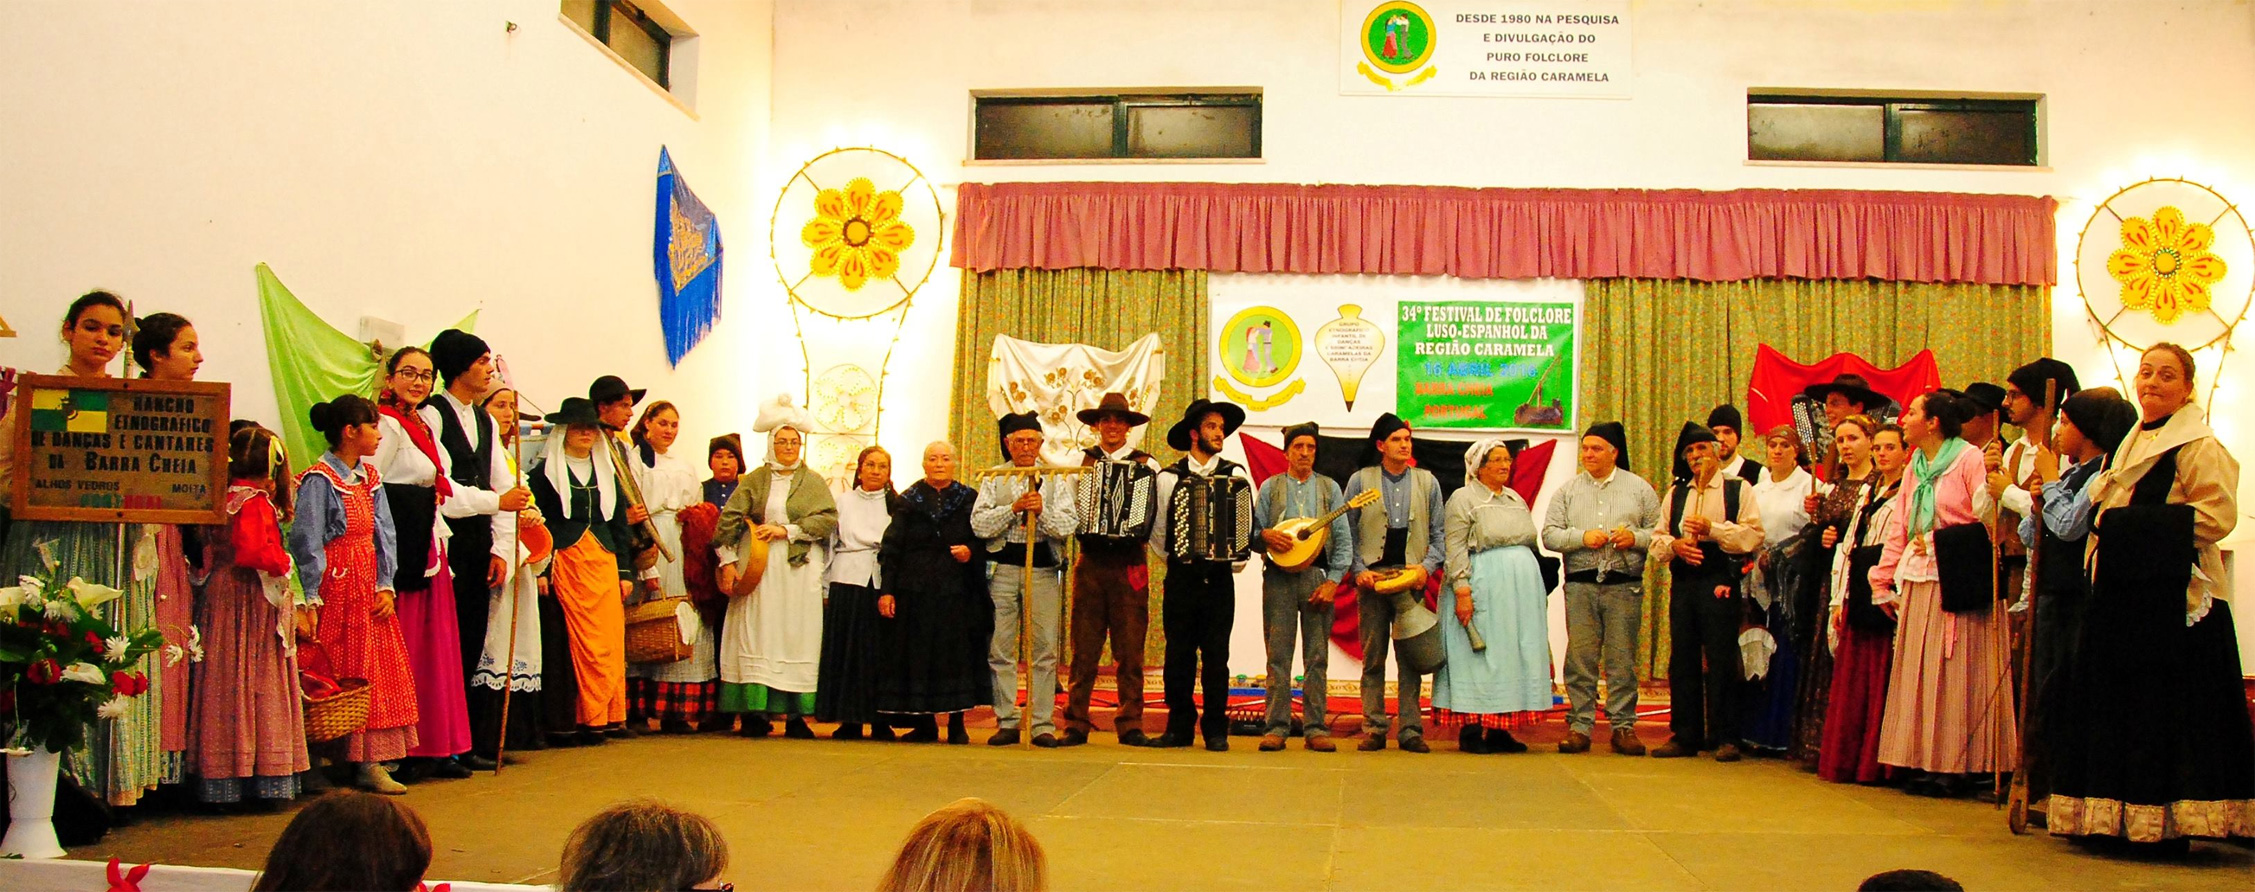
88 723 2255 890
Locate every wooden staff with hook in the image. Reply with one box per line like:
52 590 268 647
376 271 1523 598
973 463 1088 747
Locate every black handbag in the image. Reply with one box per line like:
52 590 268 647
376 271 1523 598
1932 521 1995 613
1844 543 1894 632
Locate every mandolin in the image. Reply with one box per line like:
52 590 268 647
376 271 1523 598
1266 489 1381 571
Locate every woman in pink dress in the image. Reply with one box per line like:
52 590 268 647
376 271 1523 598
134 312 205 789
373 348 477 778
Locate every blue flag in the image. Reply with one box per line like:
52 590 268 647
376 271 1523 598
654 147 723 366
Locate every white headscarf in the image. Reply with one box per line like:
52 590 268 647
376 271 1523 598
1462 437 1514 490
542 428 618 520
753 393 814 472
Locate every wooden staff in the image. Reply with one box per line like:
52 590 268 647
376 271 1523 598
973 464 1089 747
2005 378 2057 831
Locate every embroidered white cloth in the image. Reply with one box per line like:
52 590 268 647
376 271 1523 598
985 332 1166 467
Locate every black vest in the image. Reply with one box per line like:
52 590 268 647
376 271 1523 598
430 396 497 576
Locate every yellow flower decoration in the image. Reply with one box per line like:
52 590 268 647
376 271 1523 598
800 178 915 291
2107 205 2228 324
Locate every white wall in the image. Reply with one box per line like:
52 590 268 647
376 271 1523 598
0 0 777 461
769 0 2255 670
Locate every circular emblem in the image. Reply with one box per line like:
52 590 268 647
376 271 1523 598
1219 306 1302 389
1361 1 1436 75
812 363 880 432
2074 178 2251 353
771 147 944 320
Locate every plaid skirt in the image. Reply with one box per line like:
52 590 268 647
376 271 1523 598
629 679 718 725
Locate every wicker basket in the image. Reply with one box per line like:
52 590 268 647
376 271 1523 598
626 596 694 664
303 678 372 743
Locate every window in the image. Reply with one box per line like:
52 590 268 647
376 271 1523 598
1747 93 2038 166
564 0 675 89
973 92 1262 161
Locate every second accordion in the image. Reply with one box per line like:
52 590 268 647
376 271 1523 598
1165 473 1254 562
1076 457 1158 540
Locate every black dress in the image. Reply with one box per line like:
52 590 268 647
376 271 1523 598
816 487 899 725
874 480 991 715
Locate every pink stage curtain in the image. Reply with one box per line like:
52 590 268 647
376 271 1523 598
952 182 2057 286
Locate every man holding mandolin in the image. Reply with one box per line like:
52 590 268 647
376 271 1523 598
1250 422 1366 752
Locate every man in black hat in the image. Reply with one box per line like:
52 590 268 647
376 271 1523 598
1802 373 1888 426
1993 359 2080 612
1251 422 1350 752
970 411 1079 747
1649 422 1765 762
425 329 532 766
1540 421 1661 755
587 376 658 577
1145 399 1253 751
1706 404 1764 486
1345 412 1446 753
1960 382 2007 452
1061 392 1162 747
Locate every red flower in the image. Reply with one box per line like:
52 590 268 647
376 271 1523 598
112 670 134 691
129 672 151 696
27 659 62 684
86 631 104 649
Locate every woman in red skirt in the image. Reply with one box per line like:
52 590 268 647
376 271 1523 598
1817 421 1906 784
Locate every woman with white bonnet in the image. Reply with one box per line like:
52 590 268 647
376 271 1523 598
713 394 838 739
1435 438 1553 754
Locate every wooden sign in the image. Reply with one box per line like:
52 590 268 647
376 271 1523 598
11 375 231 524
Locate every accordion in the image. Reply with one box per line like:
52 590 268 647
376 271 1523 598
1076 458 1157 540
1166 474 1254 563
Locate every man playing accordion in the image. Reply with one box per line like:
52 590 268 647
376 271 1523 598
1146 399 1254 751
1062 392 1162 747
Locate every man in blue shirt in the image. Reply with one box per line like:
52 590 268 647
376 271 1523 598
1252 422 1352 752
1345 413 1446 753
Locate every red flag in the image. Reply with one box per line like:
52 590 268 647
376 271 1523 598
1745 345 1942 435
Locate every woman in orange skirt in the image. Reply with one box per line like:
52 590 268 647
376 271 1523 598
528 398 636 744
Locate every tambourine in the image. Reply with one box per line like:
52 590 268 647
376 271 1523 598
722 529 771 597
1370 566 1429 595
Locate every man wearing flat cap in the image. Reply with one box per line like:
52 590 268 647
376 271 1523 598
425 329 532 766
1992 358 2080 611
1345 412 1446 753
1252 422 1351 752
1540 421 1661 755
1960 381 2007 453
971 411 1079 747
1146 399 1254 751
1061 392 1163 747
1706 405 1765 486
1649 421 1765 762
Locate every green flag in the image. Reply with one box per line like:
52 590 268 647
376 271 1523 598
256 263 476 472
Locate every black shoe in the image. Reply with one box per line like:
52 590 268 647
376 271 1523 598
660 718 695 735
1399 737 1430 754
1486 729 1529 754
1144 732 1194 748
871 723 898 742
545 731 587 749
1117 729 1151 747
1358 735 1388 752
603 725 635 741
1459 725 1489 755
739 716 773 738
947 713 969 745
1056 729 1088 747
427 758 473 779
1204 737 1229 752
457 753 498 771
988 728 1022 747
1031 732 1060 748
578 729 611 747
833 723 865 741
784 717 816 740
900 726 940 743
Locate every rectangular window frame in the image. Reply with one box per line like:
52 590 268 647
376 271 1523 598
971 90 1264 163
589 0 673 89
1746 91 2042 168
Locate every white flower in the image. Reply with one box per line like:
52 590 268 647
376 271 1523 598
17 576 44 598
0 586 21 621
66 578 122 612
162 644 185 667
185 625 205 663
96 696 130 721
104 635 131 663
41 597 77 622
59 662 106 685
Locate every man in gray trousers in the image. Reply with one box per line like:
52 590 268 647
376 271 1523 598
1540 421 1660 756
1252 422 1352 752
971 411 1078 747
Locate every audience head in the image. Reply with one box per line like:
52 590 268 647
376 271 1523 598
250 792 431 892
1857 868 1965 891
132 312 201 380
878 798 1046 892
558 799 730 892
309 394 382 455
60 290 129 374
2134 342 2198 422
381 346 435 408
855 445 893 494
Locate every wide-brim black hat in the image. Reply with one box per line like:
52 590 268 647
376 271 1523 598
588 375 646 407
545 397 604 427
1166 398 1245 451
1961 382 2007 414
1075 391 1150 427
1801 373 1890 411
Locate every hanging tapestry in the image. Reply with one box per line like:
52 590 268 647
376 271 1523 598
655 147 723 367
256 263 476 473
984 333 1165 467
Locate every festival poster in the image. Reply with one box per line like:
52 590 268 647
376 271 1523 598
1394 300 1577 431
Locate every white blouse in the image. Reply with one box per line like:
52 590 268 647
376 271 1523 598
1750 465 1815 547
828 486 892 588
633 446 701 517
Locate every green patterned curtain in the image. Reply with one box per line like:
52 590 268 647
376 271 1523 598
949 268 1208 671
1580 277 2050 679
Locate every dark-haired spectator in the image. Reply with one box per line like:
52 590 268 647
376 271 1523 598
1858 868 1965 891
251 791 431 891
558 798 730 891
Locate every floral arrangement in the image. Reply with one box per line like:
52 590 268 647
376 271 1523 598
0 546 166 755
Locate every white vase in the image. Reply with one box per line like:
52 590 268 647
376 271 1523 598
1 748 67 859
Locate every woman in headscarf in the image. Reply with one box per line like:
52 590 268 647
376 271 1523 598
468 386 546 754
714 394 837 738
874 441 990 744
817 446 900 740
1871 390 2014 799
1742 425 1816 753
2048 344 2250 851
624 401 716 734
1435 438 1553 754
528 397 638 745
